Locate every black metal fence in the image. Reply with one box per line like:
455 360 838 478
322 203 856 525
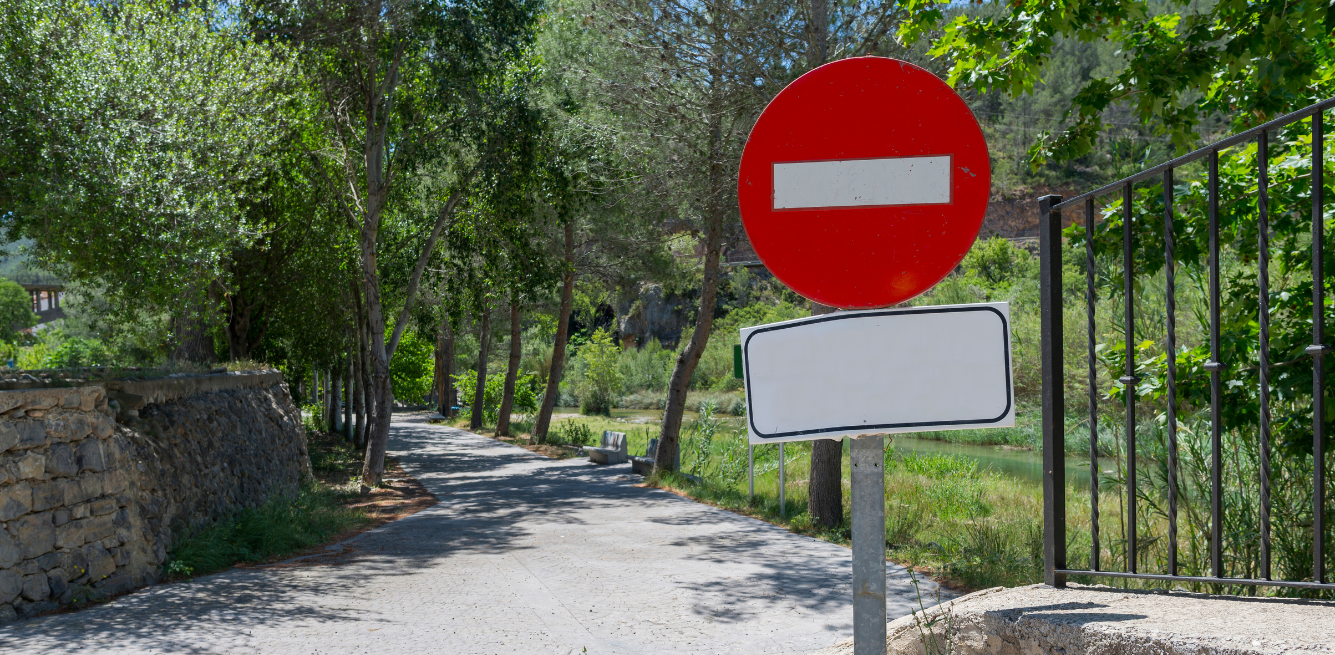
1039 97 1335 591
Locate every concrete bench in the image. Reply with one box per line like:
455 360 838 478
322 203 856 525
630 438 658 475
586 430 628 465
630 438 679 475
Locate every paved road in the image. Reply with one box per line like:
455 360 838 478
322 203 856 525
0 416 939 654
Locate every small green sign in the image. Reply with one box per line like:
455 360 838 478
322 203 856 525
733 344 743 379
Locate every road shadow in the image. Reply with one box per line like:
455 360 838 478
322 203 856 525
0 416 898 651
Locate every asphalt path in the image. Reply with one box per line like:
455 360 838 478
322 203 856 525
0 415 939 654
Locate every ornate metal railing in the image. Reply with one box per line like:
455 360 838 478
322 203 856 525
1039 97 1335 591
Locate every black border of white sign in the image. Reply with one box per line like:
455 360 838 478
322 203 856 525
742 303 1014 443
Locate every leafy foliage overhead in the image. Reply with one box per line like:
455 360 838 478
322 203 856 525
1 0 300 303
901 0 1335 167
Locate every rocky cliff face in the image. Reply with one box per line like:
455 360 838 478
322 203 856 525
618 283 693 348
0 374 308 623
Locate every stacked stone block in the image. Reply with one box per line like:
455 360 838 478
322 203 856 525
0 387 142 622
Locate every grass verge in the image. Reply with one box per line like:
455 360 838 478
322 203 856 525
163 429 437 580
162 483 370 578
642 450 1050 593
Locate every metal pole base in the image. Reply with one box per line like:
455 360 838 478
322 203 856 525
748 443 754 500
852 435 887 655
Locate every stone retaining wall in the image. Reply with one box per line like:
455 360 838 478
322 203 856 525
0 374 308 623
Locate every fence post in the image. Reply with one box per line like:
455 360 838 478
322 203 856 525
1039 194 1067 588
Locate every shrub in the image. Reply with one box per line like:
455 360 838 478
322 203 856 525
44 337 114 368
690 391 745 416
390 330 434 405
302 404 328 433
549 419 596 446
577 328 623 415
618 338 673 392
694 300 809 389
959 237 1038 297
723 394 746 417
512 375 540 413
455 369 539 425
555 387 579 408
0 279 38 342
620 390 666 410
454 370 502 423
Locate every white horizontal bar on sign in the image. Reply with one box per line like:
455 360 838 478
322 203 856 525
772 156 952 209
741 303 1014 444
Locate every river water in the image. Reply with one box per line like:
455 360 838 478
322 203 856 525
569 407 1100 489
888 435 1102 488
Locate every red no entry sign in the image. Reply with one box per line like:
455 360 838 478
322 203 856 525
738 57 990 309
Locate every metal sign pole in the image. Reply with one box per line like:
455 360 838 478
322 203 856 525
748 444 754 499
851 435 887 655
779 442 786 517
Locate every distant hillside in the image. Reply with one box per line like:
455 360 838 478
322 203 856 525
0 240 63 285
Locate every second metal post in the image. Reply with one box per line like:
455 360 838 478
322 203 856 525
851 435 886 655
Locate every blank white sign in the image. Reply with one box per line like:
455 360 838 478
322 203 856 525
742 303 1014 443
771 155 952 209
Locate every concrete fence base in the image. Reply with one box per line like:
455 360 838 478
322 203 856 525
812 583 1335 655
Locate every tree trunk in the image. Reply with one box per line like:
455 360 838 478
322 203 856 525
353 345 364 448
435 325 447 415
808 438 844 526
534 221 576 444
809 0 828 66
171 295 214 365
363 361 391 489
655 43 728 473
360 318 374 450
470 308 492 431
806 302 844 525
359 210 394 489
320 368 330 430
496 297 523 436
330 367 343 435
442 320 455 416
225 300 253 361
344 352 353 439
655 222 723 473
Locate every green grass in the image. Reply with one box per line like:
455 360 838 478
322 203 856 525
308 433 364 478
163 483 371 579
647 442 1051 590
916 406 1040 449
163 427 373 579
